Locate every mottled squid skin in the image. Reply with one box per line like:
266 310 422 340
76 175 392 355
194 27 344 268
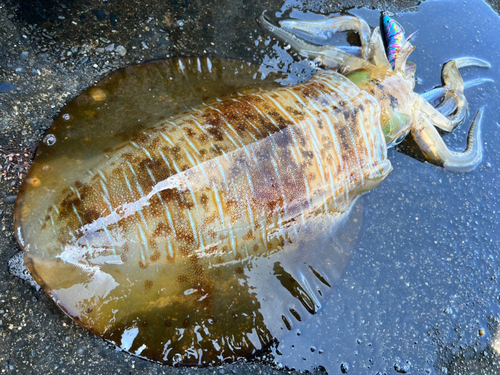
52 71 389 265
21 70 388 320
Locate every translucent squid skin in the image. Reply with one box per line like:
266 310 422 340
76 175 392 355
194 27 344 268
14 13 491 366
16 66 390 364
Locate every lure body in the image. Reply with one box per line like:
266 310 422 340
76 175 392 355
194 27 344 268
382 13 406 69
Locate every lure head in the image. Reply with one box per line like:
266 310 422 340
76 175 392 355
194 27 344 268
382 13 393 31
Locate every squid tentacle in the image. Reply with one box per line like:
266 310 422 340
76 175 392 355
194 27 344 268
412 107 484 172
425 58 491 129
258 12 371 73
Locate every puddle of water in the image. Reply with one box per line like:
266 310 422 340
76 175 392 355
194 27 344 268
265 0 500 373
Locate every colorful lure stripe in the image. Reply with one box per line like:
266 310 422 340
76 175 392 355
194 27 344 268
382 13 405 69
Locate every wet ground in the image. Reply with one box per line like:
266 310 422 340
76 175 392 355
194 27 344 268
1 0 500 374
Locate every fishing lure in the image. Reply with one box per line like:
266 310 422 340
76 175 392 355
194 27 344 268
382 13 406 69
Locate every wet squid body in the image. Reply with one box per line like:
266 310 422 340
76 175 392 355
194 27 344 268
15 13 490 365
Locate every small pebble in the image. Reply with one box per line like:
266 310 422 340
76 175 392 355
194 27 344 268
88 87 106 101
3 195 17 204
76 344 87 355
93 9 106 21
0 83 16 93
110 12 118 26
116 45 127 56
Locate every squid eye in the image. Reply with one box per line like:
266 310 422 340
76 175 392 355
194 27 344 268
393 133 407 146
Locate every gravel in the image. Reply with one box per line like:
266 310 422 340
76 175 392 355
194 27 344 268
1 0 500 374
